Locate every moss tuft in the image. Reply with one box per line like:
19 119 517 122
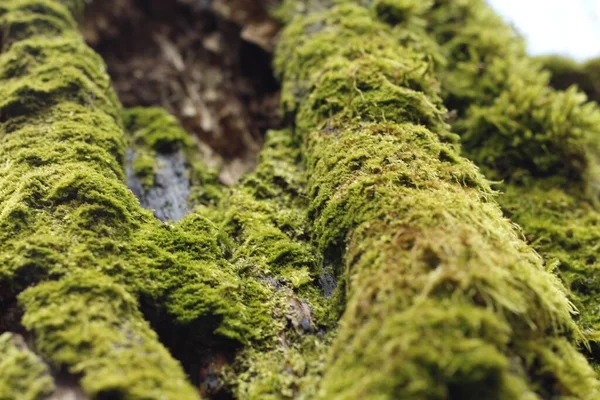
275 1 599 398
0 333 54 400
217 129 339 398
425 0 600 200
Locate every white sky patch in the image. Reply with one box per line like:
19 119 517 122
486 0 600 61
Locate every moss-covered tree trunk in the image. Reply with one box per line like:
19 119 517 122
2 0 600 399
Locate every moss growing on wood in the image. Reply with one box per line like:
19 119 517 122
217 129 339 399
0 1 273 397
275 1 598 398
498 180 600 356
0 333 54 400
423 0 600 372
425 0 600 200
20 271 200 398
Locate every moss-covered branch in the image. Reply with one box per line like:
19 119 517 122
212 128 338 399
275 1 598 398
426 0 600 199
0 333 54 399
422 0 600 372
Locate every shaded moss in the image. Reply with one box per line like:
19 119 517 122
0 333 54 400
536 55 600 103
275 1 598 398
217 129 339 399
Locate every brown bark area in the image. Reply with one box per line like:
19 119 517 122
81 0 282 183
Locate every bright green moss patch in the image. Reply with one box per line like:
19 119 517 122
20 271 199 399
0 333 54 400
275 1 599 398
498 179 600 368
425 0 600 374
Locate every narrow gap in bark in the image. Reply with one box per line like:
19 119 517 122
138 297 239 399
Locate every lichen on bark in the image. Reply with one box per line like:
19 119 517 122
275 0 599 398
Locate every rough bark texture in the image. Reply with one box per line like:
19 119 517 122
2 0 600 399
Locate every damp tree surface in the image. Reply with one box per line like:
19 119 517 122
1 0 600 399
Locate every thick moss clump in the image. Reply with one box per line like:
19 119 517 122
423 0 600 371
0 1 263 397
425 0 600 199
497 180 600 363
275 1 598 398
0 333 54 399
217 129 339 399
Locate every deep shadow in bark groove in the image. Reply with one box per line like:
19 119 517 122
139 298 238 399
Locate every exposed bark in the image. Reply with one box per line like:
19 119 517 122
81 0 282 183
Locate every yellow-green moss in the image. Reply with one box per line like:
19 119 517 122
425 0 600 199
498 180 600 348
0 1 270 398
218 129 339 398
422 0 600 374
275 1 598 398
0 333 54 400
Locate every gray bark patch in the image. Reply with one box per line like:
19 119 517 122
126 149 191 222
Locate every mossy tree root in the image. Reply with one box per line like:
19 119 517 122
275 1 599 398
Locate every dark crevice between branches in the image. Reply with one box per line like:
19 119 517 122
81 0 282 185
138 298 239 399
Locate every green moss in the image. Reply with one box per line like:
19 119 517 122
498 180 600 346
421 0 600 374
425 0 600 199
0 1 270 397
217 129 339 398
20 271 199 398
0 333 54 400
275 1 598 398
